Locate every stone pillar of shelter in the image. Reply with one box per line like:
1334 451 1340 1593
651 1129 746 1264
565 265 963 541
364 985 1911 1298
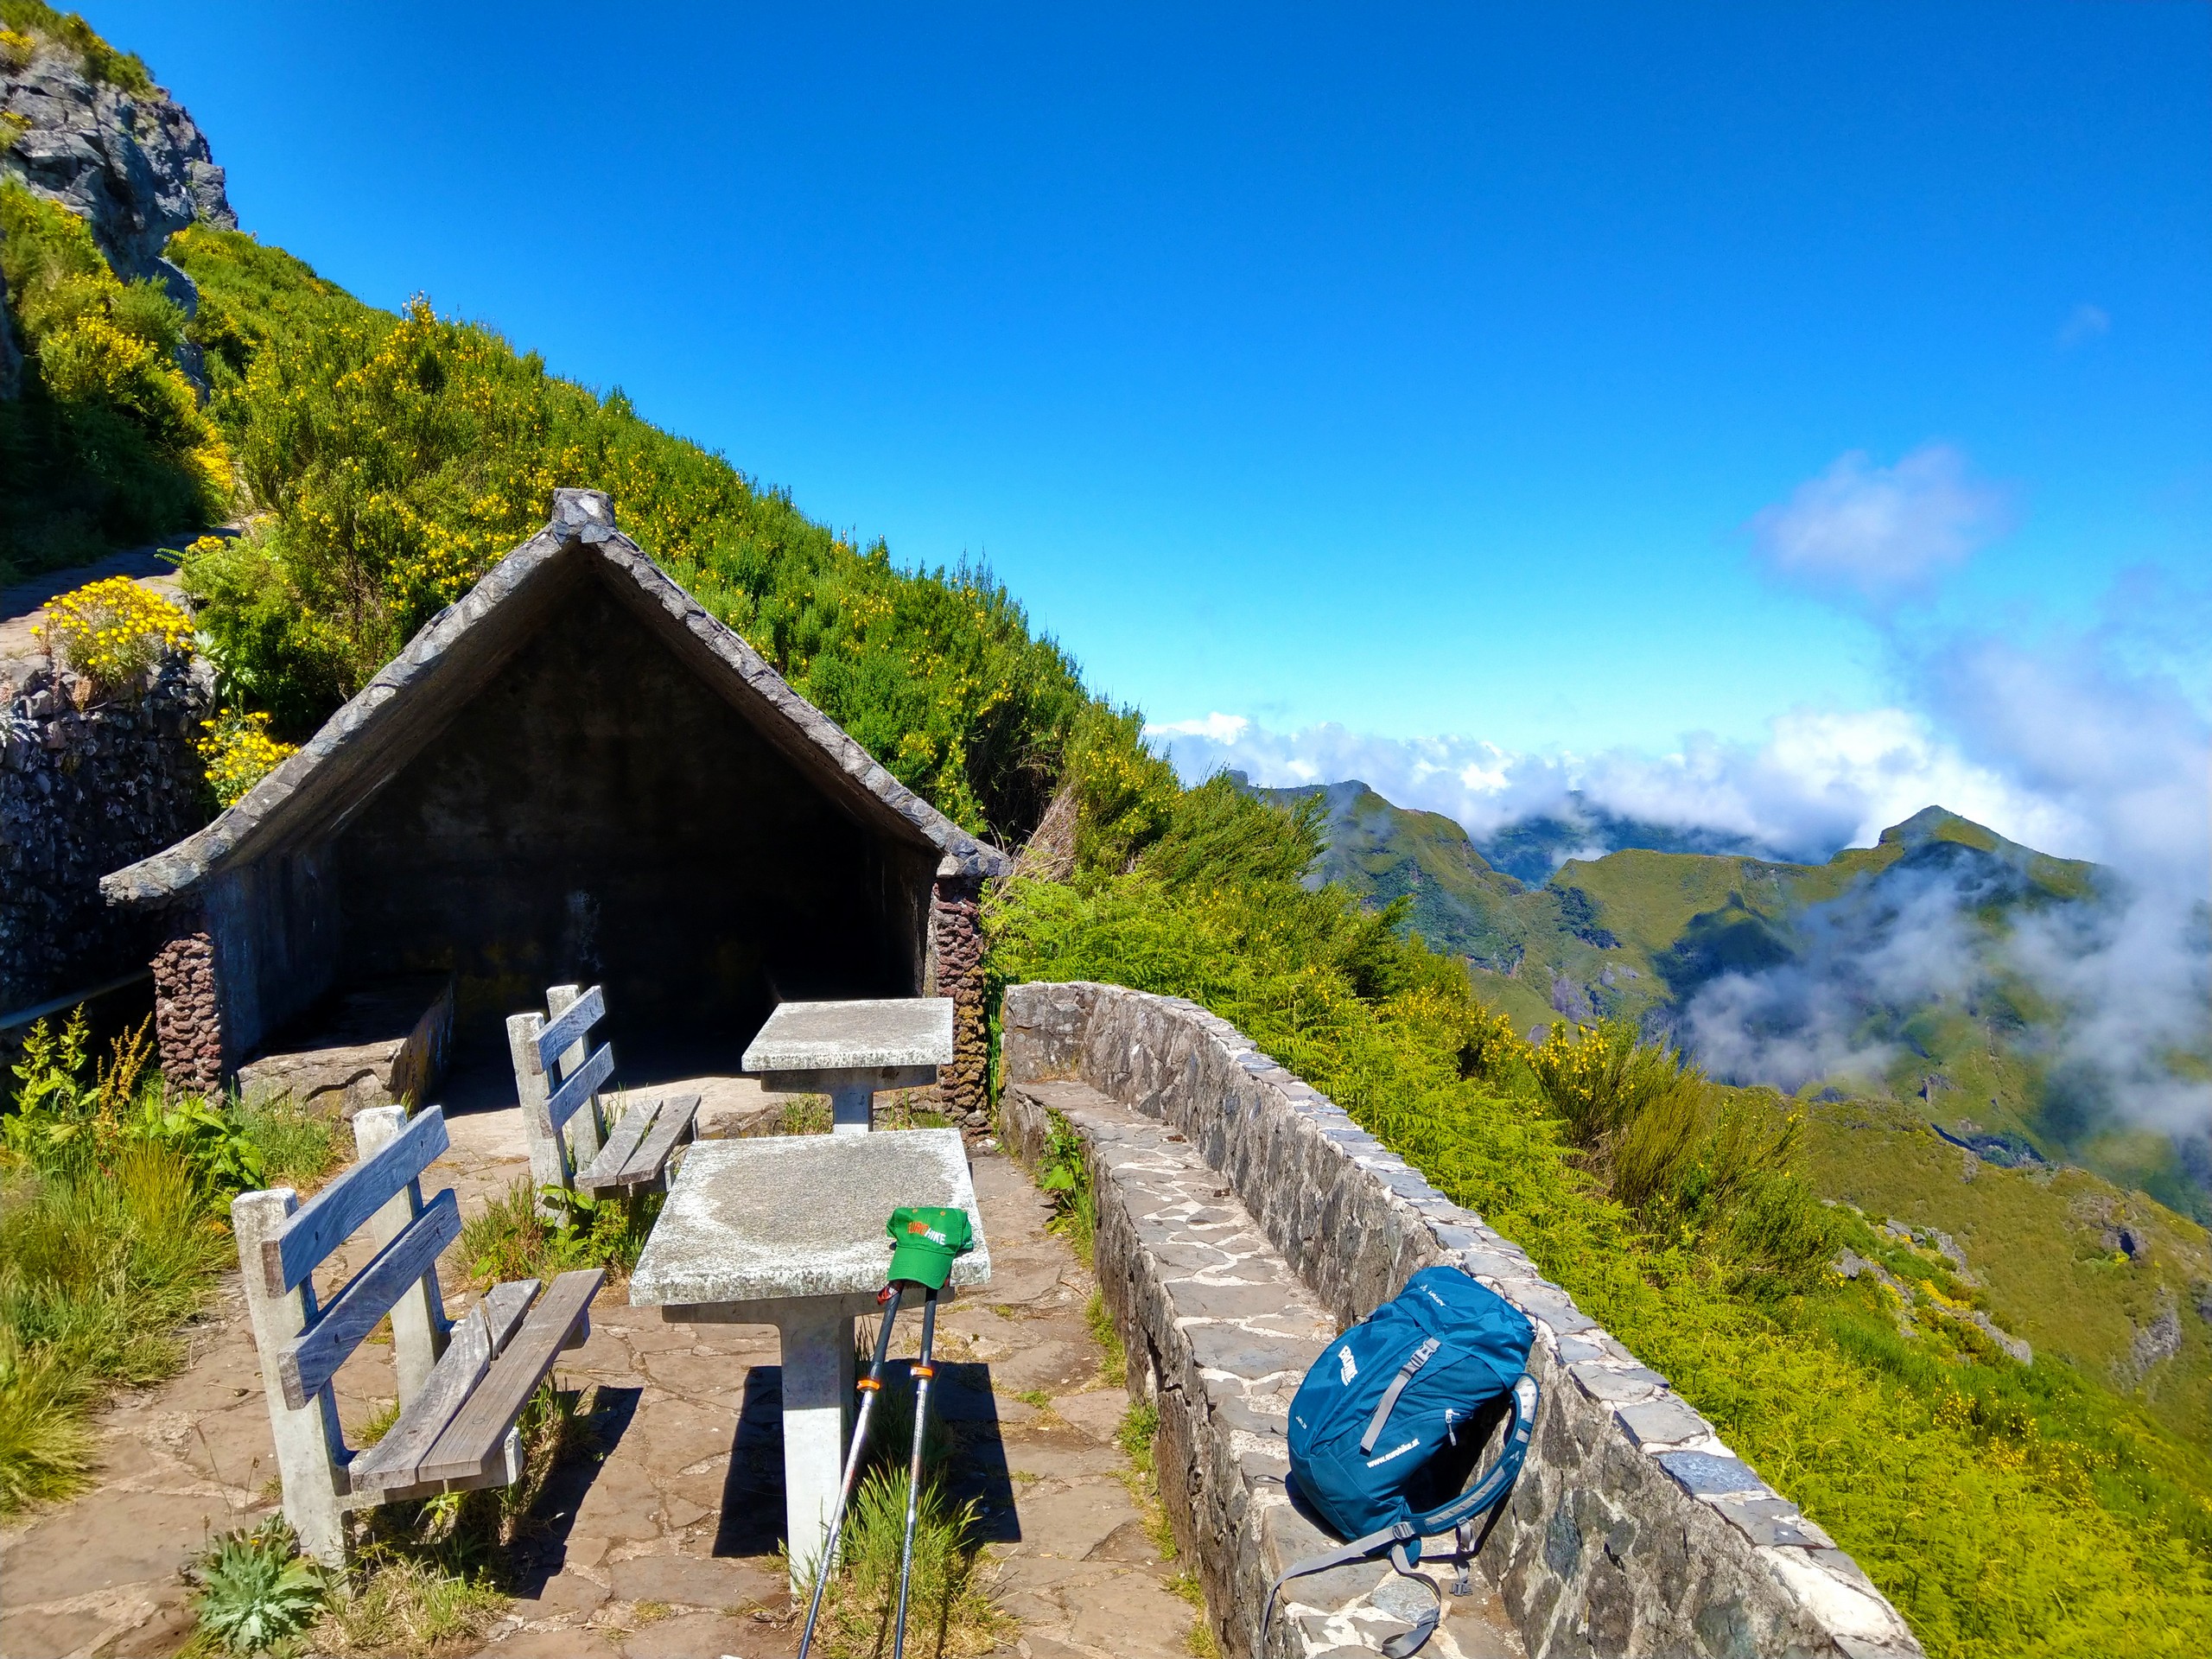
930 869 988 1127
151 911 226 1096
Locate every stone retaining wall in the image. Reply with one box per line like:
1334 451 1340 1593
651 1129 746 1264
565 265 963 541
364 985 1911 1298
1 655 209 1016
1001 982 1923 1659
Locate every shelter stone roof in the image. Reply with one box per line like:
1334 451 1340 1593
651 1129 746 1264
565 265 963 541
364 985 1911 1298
102 490 1010 908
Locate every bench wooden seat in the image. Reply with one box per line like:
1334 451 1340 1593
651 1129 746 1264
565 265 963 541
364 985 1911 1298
232 1104 602 1565
506 983 697 1211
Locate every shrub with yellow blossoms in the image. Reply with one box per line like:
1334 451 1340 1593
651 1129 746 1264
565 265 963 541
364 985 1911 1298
33 576 194 699
196 708 297 808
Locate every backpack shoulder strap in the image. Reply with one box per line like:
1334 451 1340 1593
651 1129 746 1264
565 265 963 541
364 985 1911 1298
1264 1520 1441 1659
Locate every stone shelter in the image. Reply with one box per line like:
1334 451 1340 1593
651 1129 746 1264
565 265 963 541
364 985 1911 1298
101 490 1007 1115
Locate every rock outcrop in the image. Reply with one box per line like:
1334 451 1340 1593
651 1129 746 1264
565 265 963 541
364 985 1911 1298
2 35 235 311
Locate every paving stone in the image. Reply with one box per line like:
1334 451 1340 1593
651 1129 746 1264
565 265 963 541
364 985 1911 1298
617 1608 752 1657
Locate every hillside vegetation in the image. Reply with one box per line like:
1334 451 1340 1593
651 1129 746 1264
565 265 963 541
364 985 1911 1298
162 228 1128 845
0 181 230 575
991 783 2212 1658
1802 1096 2212 1452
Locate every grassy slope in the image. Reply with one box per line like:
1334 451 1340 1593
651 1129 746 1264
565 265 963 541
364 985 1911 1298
1804 1096 2212 1451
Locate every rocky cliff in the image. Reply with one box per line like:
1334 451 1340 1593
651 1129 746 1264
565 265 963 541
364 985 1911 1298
1 29 235 318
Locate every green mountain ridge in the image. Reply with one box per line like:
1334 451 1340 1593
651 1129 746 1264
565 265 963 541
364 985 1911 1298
1250 774 2209 1218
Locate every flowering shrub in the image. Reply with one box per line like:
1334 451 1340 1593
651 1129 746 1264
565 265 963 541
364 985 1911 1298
33 575 193 697
0 181 230 576
196 707 297 806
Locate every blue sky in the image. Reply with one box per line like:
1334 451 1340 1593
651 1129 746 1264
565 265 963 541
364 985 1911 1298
92 2 2212 855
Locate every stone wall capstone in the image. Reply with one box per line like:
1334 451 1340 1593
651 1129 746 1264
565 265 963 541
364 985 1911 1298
1 654 210 1017
1001 981 1923 1659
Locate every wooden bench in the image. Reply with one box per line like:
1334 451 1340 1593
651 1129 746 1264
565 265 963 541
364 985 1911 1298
231 1103 603 1566
505 983 698 1213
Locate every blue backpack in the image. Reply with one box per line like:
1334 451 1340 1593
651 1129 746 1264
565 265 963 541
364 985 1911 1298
1267 1267 1540 1658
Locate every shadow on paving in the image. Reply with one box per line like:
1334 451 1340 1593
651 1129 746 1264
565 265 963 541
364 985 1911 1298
711 1359 1021 1558
504 1384 645 1599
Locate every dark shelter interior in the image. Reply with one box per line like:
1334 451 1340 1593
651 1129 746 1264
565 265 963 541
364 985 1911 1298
334 580 935 1068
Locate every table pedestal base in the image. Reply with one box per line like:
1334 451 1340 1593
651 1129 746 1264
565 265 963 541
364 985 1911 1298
829 1084 872 1135
777 1299 858 1586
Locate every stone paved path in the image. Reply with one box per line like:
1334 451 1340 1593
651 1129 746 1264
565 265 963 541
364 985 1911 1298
0 1095 1202 1659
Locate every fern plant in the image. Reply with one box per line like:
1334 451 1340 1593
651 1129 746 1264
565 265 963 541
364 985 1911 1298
186 1516 326 1656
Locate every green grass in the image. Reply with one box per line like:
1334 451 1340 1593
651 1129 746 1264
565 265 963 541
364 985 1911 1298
0 1142 230 1509
233 1095 346 1192
1803 1096 2212 1454
0 1009 386 1518
459 1176 659 1288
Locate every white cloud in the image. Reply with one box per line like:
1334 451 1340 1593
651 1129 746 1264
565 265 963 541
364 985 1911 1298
2058 302 2111 349
1749 443 2009 604
1147 711 1250 744
1147 704 2082 864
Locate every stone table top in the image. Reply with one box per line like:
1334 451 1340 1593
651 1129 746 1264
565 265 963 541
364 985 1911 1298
629 1128 990 1307
741 997 955 1075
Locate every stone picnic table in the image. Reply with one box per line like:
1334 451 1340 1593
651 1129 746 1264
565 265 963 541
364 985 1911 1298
742 996 955 1134
628 1128 992 1587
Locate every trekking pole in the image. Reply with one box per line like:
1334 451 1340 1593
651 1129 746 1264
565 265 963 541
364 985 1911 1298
796 1283 906 1659
889 1285 939 1659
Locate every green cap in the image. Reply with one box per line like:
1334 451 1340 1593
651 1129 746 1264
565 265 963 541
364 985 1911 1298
886 1205 976 1291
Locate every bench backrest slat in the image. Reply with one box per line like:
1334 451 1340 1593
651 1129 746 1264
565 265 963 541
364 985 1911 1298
546 1041 614 1133
261 1106 449 1295
275 1186 461 1409
535 983 605 1077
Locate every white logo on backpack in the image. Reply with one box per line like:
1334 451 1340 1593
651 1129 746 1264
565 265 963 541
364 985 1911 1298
1365 1438 1421 1469
1338 1345 1357 1385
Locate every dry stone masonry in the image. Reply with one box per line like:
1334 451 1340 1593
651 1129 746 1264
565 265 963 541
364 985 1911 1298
931 868 989 1125
148 918 220 1094
1 654 209 1016
1001 981 1923 1659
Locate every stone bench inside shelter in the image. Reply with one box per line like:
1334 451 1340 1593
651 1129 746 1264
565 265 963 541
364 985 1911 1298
235 974 454 1120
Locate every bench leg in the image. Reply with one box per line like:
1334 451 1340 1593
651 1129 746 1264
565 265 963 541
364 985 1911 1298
232 1189 349 1567
355 1107 449 1403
